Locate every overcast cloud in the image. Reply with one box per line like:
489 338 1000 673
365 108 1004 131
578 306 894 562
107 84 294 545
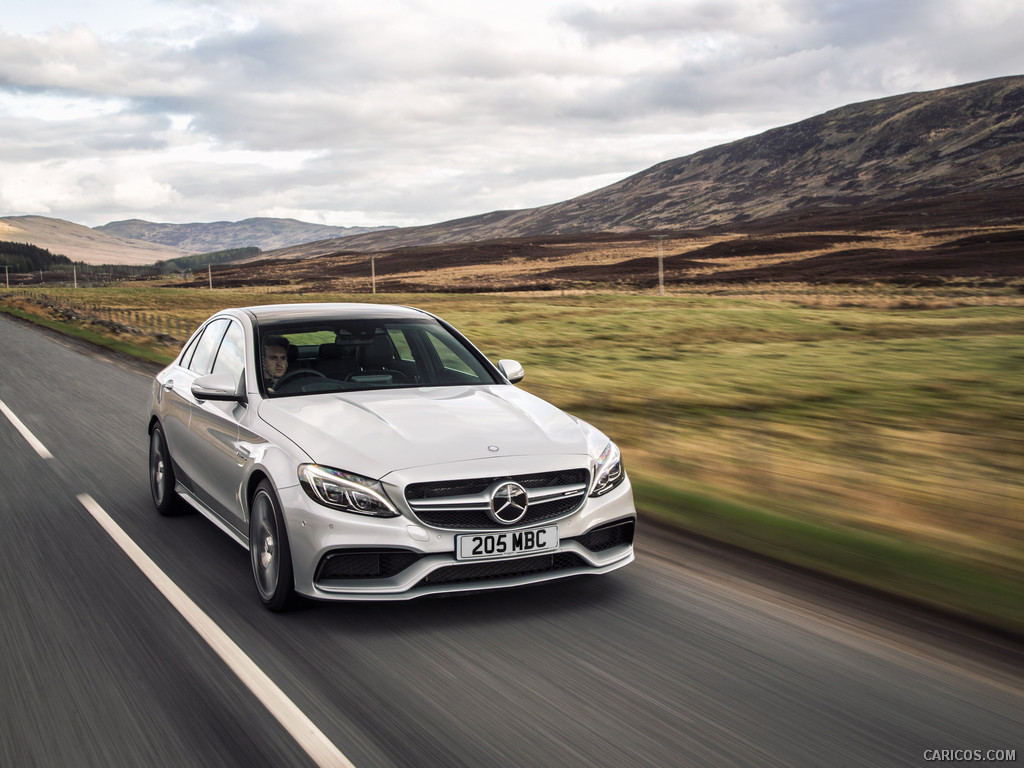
2 0 1022 228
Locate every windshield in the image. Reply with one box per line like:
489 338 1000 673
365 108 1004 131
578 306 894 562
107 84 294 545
257 316 501 396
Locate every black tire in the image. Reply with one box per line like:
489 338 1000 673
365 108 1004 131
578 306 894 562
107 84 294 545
249 480 296 612
149 424 185 516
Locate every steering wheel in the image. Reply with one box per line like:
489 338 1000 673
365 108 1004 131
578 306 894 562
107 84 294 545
272 368 327 390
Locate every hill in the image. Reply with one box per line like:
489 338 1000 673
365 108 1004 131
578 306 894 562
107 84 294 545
0 216 186 265
0 215 394 266
7 76 1023 271
267 75 1024 259
177 224 1023 294
96 217 394 253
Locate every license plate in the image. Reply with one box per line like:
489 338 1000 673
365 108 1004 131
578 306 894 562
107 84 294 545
456 525 558 561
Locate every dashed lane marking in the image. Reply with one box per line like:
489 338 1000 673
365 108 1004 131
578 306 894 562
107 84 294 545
0 397 54 460
1 393 355 766
77 493 356 768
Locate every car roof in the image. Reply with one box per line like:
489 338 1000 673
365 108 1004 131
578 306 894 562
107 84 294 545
238 303 434 324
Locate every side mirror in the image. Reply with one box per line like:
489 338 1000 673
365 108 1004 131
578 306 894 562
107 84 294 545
192 372 246 402
498 359 525 384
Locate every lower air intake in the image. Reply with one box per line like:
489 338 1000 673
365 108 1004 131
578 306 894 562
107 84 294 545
315 549 423 581
422 552 587 586
574 519 636 552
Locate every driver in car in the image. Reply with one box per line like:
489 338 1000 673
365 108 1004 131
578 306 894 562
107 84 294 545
263 336 290 392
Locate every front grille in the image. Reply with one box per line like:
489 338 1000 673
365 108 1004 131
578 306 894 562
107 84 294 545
405 469 590 529
315 549 423 581
421 552 587 585
575 519 636 552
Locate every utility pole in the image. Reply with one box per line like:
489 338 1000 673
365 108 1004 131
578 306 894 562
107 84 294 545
5 265 8 288
652 234 667 296
73 265 77 289
371 255 376 294
208 264 213 290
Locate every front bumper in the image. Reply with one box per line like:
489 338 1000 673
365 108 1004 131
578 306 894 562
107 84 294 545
281 475 636 601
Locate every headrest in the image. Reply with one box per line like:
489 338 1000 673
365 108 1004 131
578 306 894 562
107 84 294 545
319 343 343 359
363 334 393 368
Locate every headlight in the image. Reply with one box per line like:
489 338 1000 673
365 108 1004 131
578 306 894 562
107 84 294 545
590 441 625 497
298 464 399 517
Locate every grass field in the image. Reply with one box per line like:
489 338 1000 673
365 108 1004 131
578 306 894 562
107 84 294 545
3 283 1023 631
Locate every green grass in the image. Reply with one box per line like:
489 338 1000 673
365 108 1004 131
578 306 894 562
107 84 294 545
635 480 1024 633
3 284 1023 632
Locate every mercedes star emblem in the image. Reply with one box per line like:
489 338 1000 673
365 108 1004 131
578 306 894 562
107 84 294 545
489 482 529 525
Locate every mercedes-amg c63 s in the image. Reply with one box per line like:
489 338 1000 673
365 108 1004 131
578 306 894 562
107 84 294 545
148 303 636 610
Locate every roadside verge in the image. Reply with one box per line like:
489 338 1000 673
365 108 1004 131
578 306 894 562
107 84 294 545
3 299 1022 638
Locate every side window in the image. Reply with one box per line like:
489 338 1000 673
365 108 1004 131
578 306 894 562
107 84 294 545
178 329 202 369
212 321 246 386
388 328 415 362
188 318 229 375
425 328 478 376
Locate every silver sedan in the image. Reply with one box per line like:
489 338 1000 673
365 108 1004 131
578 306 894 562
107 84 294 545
148 303 636 610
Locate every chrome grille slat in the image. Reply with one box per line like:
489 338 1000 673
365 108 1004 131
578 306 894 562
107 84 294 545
527 484 587 503
405 499 489 512
407 483 586 512
405 469 590 529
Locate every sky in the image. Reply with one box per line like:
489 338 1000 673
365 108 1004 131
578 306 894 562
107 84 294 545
2 1 1023 229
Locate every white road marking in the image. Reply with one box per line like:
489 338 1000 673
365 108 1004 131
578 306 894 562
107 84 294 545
76 493 357 768
0 397 54 460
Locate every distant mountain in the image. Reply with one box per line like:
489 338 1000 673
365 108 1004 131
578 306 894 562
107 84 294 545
0 215 186 265
268 75 1024 258
0 215 395 266
95 217 394 254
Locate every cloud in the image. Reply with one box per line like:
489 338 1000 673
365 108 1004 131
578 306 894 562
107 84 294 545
1 0 1023 227
560 0 771 41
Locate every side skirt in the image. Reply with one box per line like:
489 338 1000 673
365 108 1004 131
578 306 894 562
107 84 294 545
175 482 249 549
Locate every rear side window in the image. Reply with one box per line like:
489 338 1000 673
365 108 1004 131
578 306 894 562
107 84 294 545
212 321 246 387
178 330 201 369
188 318 230 375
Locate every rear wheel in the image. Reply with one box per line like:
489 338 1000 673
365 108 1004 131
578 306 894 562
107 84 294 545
149 424 185 516
249 480 296 612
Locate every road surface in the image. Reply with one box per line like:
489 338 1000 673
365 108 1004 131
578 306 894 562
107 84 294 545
1 312 1022 767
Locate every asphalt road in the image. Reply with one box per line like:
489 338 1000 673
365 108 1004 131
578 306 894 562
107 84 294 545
2 312 1023 768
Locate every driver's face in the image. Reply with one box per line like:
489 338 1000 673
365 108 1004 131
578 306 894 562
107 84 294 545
264 345 288 380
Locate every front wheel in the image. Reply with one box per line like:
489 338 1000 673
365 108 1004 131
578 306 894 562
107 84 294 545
249 480 296 612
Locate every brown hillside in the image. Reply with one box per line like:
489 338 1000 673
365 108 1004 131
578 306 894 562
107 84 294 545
0 216 186 265
175 219 1023 293
266 75 1024 260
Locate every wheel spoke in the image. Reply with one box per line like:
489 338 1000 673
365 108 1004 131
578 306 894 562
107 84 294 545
150 432 166 505
251 494 279 598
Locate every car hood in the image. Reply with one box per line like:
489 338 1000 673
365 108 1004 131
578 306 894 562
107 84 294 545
257 385 589 478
